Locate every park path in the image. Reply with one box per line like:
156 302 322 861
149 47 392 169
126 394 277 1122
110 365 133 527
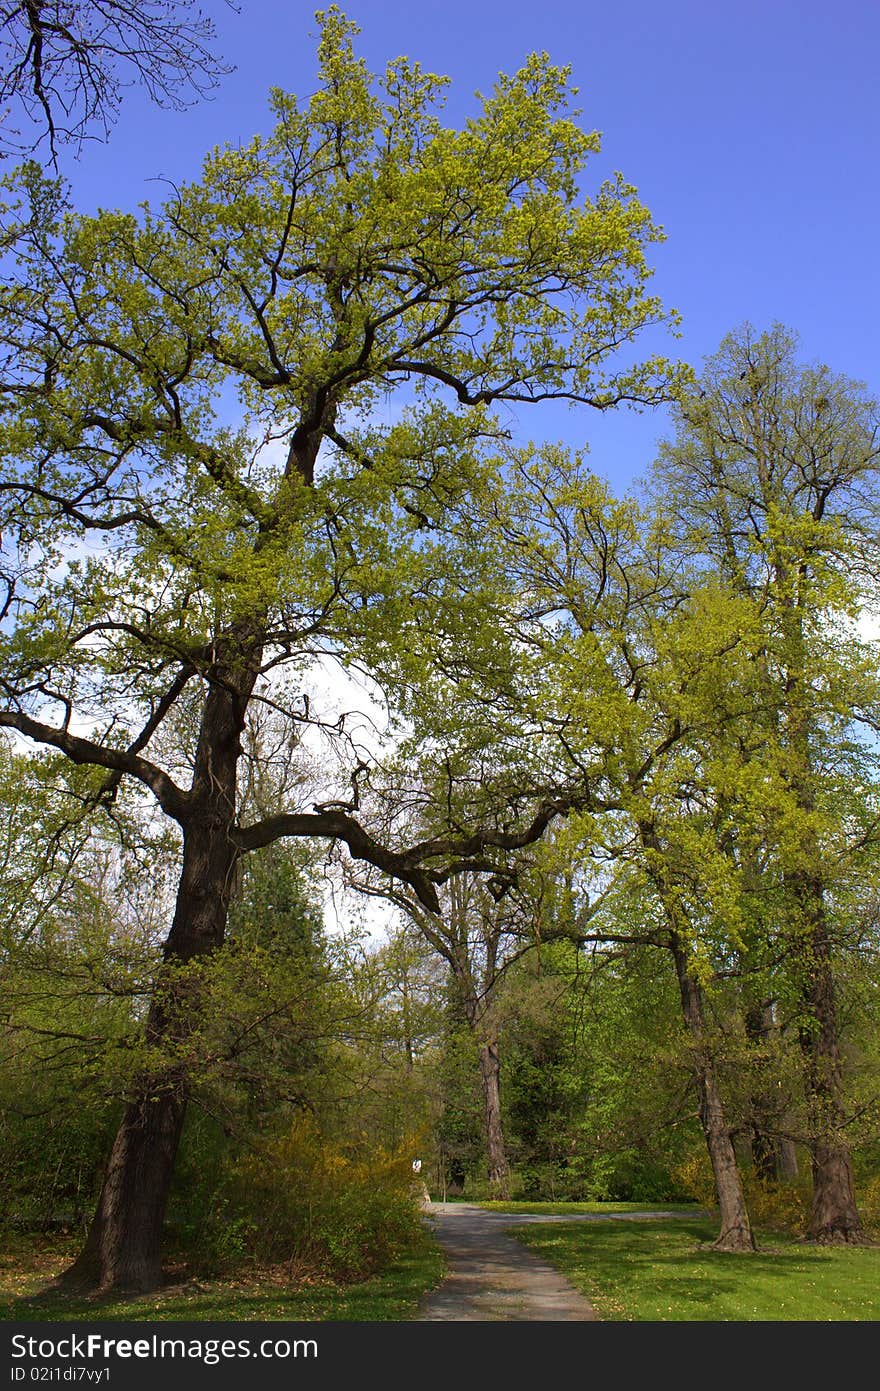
417 1202 686 1322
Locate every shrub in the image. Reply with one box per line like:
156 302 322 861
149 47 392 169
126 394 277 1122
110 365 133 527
672 1152 718 1210
224 1116 425 1280
0 1081 119 1230
859 1175 880 1239
742 1176 811 1236
673 1151 814 1236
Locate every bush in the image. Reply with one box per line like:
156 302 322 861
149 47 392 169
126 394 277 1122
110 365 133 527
673 1151 815 1236
672 1152 718 1210
742 1176 811 1235
0 1081 119 1230
164 1112 247 1272
859 1175 880 1239
215 1116 425 1280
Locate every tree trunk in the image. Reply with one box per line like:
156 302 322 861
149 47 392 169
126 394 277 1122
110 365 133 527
744 1000 780 1184
477 1039 510 1198
63 666 251 1292
640 818 755 1253
809 1142 862 1243
778 1137 799 1180
779 587 863 1242
58 1078 189 1293
671 941 756 1253
793 880 863 1243
450 940 512 1201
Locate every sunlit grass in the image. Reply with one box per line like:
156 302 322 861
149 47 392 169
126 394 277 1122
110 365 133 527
513 1217 880 1320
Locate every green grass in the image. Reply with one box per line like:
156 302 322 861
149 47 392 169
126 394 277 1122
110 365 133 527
479 1200 700 1216
0 1230 445 1322
512 1216 880 1320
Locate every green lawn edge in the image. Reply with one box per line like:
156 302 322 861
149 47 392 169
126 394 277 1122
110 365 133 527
477 1200 701 1216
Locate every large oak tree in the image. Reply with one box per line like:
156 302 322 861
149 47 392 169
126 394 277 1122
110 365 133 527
0 9 678 1290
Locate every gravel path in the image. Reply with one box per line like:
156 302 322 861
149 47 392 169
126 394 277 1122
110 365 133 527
418 1202 689 1322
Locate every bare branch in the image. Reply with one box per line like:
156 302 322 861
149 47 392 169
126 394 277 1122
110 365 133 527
0 0 234 161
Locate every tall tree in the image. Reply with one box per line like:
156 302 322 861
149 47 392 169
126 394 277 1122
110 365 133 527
363 872 529 1197
652 324 880 1241
452 446 761 1247
0 9 679 1289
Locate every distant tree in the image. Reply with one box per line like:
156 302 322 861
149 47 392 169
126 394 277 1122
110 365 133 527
653 324 880 1242
447 445 761 1247
382 873 527 1197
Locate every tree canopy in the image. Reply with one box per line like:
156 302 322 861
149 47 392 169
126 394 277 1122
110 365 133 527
0 8 683 1291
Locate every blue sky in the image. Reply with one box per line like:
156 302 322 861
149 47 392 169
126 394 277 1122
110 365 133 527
55 0 880 492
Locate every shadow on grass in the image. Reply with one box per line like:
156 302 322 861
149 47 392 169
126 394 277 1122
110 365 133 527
0 1238 445 1323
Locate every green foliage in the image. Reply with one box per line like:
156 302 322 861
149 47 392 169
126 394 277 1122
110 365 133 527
501 941 700 1202
0 1086 120 1231
185 1113 424 1280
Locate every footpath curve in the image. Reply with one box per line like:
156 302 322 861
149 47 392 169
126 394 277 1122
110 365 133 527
417 1201 685 1321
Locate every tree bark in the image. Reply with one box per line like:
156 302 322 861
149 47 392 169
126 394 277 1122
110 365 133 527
778 1136 799 1181
671 940 756 1253
62 660 252 1292
639 819 755 1252
58 1076 189 1292
477 1039 510 1198
744 1000 780 1184
792 878 864 1243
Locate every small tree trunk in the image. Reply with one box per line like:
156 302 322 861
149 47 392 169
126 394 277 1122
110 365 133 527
778 1137 799 1180
750 1127 778 1185
477 1039 510 1198
450 939 511 1200
744 1000 780 1184
672 941 755 1253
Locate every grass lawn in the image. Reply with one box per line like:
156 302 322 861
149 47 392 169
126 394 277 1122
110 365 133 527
511 1216 880 1320
0 1229 445 1322
480 1200 700 1216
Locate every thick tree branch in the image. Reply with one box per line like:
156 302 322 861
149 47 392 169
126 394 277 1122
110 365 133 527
0 708 190 822
233 808 441 914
